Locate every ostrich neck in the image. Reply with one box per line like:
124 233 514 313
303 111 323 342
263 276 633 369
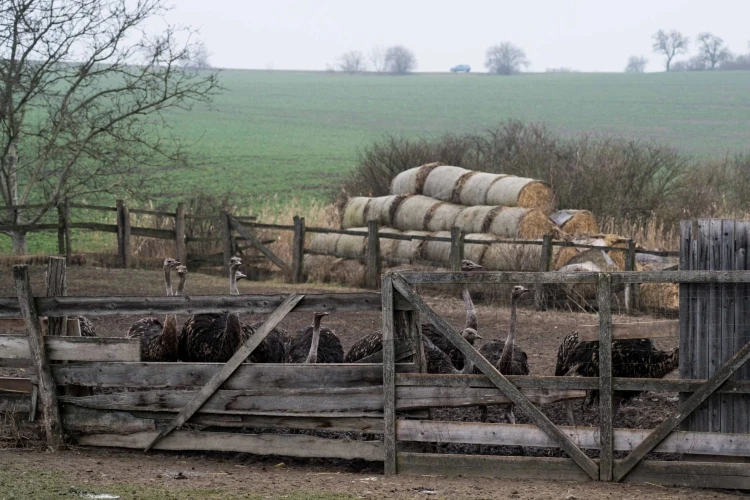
499 297 518 367
162 275 185 358
227 266 243 348
463 285 477 332
164 267 173 296
306 316 323 363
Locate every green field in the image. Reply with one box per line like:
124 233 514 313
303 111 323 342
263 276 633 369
165 69 750 202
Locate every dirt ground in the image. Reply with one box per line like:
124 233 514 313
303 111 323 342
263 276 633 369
0 264 696 497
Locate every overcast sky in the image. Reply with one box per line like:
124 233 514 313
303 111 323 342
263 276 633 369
166 0 750 73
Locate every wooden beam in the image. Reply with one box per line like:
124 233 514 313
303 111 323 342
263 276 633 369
13 265 64 450
395 386 585 408
79 430 384 462
0 377 33 393
535 234 553 311
381 274 396 475
390 273 599 480
449 227 464 272
613 334 750 482
597 273 614 481
174 202 186 265
116 199 131 269
578 320 679 342
365 220 381 289
229 216 290 272
0 336 139 361
291 216 305 283
143 293 304 451
45 257 67 337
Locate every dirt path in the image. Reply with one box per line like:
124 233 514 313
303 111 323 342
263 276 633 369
0 447 740 499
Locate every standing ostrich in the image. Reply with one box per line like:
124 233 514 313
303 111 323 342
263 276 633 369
556 333 679 419
474 285 532 424
285 311 343 363
140 265 187 362
178 257 245 362
127 258 181 339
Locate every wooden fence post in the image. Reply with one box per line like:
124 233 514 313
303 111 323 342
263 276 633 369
624 240 637 313
597 273 614 481
292 216 306 283
381 273 397 475
535 234 553 310
175 202 186 266
13 265 64 450
450 227 465 271
56 199 71 260
365 220 381 289
220 210 232 273
116 199 131 269
45 257 67 338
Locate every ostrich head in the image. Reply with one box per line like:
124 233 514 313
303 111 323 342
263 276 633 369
314 311 330 323
176 265 187 276
229 256 242 269
162 258 181 271
460 260 482 272
511 285 531 301
175 265 187 295
461 327 483 343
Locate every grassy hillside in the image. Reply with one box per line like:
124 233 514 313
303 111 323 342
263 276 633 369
165 70 750 202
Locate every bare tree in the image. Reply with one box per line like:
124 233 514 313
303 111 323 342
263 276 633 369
369 45 387 73
0 0 220 254
624 56 648 73
696 33 731 70
672 56 708 72
384 46 417 75
184 43 213 71
485 43 529 75
652 30 689 71
338 51 366 74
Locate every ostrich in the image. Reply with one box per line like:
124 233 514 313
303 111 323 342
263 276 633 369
127 257 181 339
473 285 532 424
285 311 343 363
77 316 96 337
178 257 245 362
140 265 187 362
556 333 679 419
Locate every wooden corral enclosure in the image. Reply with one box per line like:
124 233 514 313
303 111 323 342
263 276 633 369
3 263 750 489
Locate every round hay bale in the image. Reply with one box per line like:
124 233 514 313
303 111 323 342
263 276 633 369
464 233 497 264
639 283 679 311
364 195 406 227
481 243 541 271
394 230 429 262
565 248 619 272
423 231 452 266
335 229 367 258
486 177 554 213
391 162 442 195
551 210 598 236
458 172 507 206
552 245 579 270
485 207 556 239
330 258 366 288
392 195 442 231
454 206 496 233
309 233 341 255
425 202 463 231
341 197 371 229
422 166 471 202
378 227 402 260
303 255 337 283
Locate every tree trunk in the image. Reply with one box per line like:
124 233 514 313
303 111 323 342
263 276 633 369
11 231 28 255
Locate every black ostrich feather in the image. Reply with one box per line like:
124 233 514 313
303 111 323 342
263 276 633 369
285 326 343 364
78 316 96 337
474 339 530 376
127 318 163 339
179 313 244 363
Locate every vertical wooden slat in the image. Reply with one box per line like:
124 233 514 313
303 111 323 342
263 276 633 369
695 219 710 430
735 220 750 434
624 240 637 313
116 199 131 269
679 220 693 430
292 216 306 283
174 202 186 266
450 227 464 272
45 257 67 338
382 273 397 475
13 265 64 450
366 220 381 289
708 219 722 432
720 219 735 433
597 273 614 481
535 234 553 311
220 210 232 274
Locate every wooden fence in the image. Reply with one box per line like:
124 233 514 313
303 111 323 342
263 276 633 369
2 263 750 489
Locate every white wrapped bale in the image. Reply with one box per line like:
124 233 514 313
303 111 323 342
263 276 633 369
394 230 429 261
425 202 463 231
422 165 471 201
392 195 441 231
422 231 452 266
485 176 553 212
335 229 367 258
341 197 371 229
391 163 443 196
485 207 557 239
459 172 508 206
454 206 496 233
364 195 406 227
464 233 497 264
481 243 541 271
309 233 341 255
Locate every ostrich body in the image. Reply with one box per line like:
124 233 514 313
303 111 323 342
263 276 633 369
140 266 186 362
127 258 180 339
179 258 245 362
77 316 96 337
474 285 531 423
286 312 343 363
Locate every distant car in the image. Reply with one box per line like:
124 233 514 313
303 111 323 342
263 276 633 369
450 64 471 73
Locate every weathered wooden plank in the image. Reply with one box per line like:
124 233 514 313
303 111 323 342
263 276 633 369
400 270 750 285
230 216 290 272
0 377 33 394
13 265 64 450
0 317 80 332
0 393 31 413
397 419 750 456
365 220 381 289
382 274 396 475
62 387 383 414
678 220 693 432
395 373 750 393
597 273 614 481
174 202 186 264
116 199 131 268
535 234 553 310
220 210 232 272
709 219 722 433
721 219 735 433
291 216 305 283
0 336 139 361
62 406 156 435
45 257 67 337
398 453 592 482
696 220 711 431
577 320 679 342
395 386 585 408
78 430 384 461
391 273 599 480
613 328 750 482
736 220 750 433
52 362 392 389
623 460 750 490
144 293 304 451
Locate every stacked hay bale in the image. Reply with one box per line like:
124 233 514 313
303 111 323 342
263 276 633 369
550 209 598 236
